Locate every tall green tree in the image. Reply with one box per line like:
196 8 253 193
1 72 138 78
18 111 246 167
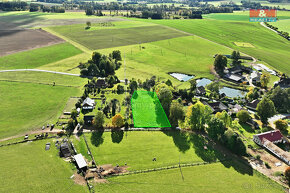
215 110 232 128
214 54 227 75
207 117 226 140
189 79 197 92
187 101 212 131
260 72 270 89
237 110 251 123
93 111 105 129
274 119 288 135
129 80 138 94
256 97 276 124
169 101 185 127
231 50 240 66
269 86 290 113
155 83 173 115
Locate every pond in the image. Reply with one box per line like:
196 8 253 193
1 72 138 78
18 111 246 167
219 87 245 98
169 73 194 82
196 78 212 87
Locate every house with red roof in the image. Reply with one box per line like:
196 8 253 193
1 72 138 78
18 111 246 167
253 130 284 146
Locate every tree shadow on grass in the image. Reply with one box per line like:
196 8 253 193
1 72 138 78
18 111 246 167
111 130 124 144
162 130 190 153
189 133 253 175
90 130 104 147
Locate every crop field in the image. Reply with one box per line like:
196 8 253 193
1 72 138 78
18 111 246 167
74 131 221 171
0 81 82 139
0 42 82 70
98 36 231 86
131 91 171 128
0 71 87 87
48 22 188 50
0 139 88 193
0 22 64 56
94 161 284 193
138 18 290 75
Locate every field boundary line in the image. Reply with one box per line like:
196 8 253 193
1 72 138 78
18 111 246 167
107 159 227 177
0 79 81 88
44 28 92 54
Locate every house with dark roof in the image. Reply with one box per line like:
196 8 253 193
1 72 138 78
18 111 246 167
84 115 95 125
203 101 228 113
253 130 284 146
224 73 246 83
246 99 260 111
96 79 107 88
82 97 95 110
196 86 206 95
274 78 290 89
60 142 72 158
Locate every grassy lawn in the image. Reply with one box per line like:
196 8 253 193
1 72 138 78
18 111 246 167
98 36 231 87
273 19 290 34
74 131 222 171
95 161 284 193
0 81 82 139
0 139 88 193
131 91 171 127
0 71 87 87
234 42 255 48
135 18 290 75
0 42 82 70
48 22 188 50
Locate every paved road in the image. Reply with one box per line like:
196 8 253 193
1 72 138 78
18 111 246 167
260 22 278 34
0 69 80 76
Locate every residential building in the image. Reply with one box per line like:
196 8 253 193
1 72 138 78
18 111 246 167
253 130 284 146
246 99 260 111
82 97 95 110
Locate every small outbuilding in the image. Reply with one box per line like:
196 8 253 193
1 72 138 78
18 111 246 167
74 154 87 170
82 97 95 110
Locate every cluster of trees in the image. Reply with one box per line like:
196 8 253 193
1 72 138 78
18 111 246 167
85 9 103 16
0 2 65 12
80 51 122 77
264 22 290 40
231 50 240 66
268 86 290 113
185 102 246 155
0 2 27 11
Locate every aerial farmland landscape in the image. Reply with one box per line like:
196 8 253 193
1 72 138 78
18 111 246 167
0 0 289 192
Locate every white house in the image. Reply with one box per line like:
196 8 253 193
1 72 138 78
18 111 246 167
82 97 95 110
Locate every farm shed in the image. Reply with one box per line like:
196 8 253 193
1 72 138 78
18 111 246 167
74 154 87 170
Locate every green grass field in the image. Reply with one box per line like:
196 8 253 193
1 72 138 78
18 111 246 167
0 42 82 70
0 71 87 87
0 81 81 139
98 36 231 86
0 139 88 193
273 19 290 33
131 91 171 128
136 18 290 75
94 161 284 193
74 131 221 171
48 22 188 50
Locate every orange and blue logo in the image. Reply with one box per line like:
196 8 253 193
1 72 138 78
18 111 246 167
249 9 277 22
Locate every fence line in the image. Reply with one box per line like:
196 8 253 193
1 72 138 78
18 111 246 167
107 159 227 177
0 136 58 148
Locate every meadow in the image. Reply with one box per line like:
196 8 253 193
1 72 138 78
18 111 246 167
95 161 284 193
0 71 87 87
273 19 290 33
0 42 82 70
131 91 171 128
48 21 188 50
99 35 232 86
0 139 88 193
74 131 221 171
137 18 290 75
0 81 82 139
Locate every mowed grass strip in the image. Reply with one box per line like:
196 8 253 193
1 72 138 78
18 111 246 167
95 161 284 193
0 42 82 70
0 139 88 193
74 131 220 171
0 71 87 87
131 91 171 128
0 81 81 139
49 24 188 50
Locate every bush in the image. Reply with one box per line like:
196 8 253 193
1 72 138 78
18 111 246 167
265 162 271 169
274 119 288 135
237 110 251 123
255 155 261 160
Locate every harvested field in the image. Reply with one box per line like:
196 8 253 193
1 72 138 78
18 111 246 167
0 22 64 56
